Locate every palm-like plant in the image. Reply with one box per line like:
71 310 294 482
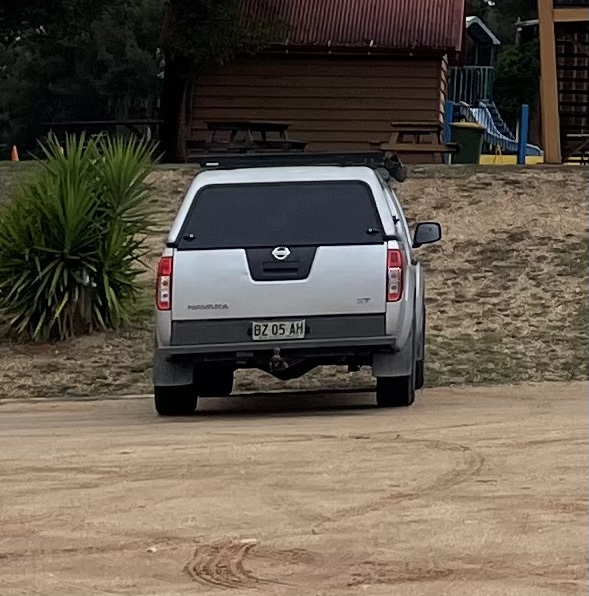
0 133 158 341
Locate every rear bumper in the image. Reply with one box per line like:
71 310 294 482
157 335 396 358
169 314 388 347
153 334 412 387
154 314 399 387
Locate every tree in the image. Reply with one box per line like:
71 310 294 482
1 0 282 161
495 41 540 127
0 0 164 158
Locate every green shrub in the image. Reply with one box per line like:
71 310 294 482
0 133 159 341
494 41 540 130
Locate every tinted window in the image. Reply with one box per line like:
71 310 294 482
178 181 383 250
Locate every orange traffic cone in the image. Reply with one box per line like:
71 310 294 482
11 145 19 162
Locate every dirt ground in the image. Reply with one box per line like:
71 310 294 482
0 382 587 595
0 166 587 399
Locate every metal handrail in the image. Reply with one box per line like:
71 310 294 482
448 66 496 106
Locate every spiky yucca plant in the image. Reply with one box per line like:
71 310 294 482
0 133 158 341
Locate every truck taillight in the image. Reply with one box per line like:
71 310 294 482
387 249 404 302
156 257 173 311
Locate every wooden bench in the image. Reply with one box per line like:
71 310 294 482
186 139 252 155
380 143 458 154
565 133 589 164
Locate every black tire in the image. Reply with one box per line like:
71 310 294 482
195 365 234 398
376 374 416 408
415 359 425 391
154 385 198 416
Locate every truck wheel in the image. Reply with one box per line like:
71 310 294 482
154 385 198 416
377 314 417 408
195 365 234 398
376 374 416 408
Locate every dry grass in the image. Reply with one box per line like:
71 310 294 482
0 165 587 399
403 169 588 386
0 162 39 205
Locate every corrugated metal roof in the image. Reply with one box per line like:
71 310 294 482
243 0 466 53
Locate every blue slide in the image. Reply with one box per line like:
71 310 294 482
479 100 516 141
457 102 544 157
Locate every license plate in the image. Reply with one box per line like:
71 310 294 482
251 320 306 341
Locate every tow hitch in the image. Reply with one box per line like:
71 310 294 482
270 347 289 372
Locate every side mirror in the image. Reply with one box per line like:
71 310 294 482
413 222 442 248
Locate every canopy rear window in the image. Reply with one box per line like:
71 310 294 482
178 181 383 250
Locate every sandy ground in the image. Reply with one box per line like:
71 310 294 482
0 382 587 595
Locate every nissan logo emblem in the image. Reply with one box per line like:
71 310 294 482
272 247 291 261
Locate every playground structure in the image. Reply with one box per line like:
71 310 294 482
447 2 589 165
537 0 589 164
448 17 500 107
447 14 544 165
444 99 542 165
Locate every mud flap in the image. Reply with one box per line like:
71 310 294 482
372 327 415 378
153 351 194 387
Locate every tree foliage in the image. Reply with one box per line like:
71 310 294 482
0 0 164 157
161 0 282 67
0 0 282 160
495 41 540 127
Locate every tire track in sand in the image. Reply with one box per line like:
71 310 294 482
184 539 275 589
318 435 486 525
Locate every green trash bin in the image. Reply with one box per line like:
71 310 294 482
450 121 485 164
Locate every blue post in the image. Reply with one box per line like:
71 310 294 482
517 104 530 165
444 100 455 165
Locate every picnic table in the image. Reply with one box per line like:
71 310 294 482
207 120 290 142
377 121 458 155
565 133 589 164
186 120 307 157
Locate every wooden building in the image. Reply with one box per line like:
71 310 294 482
538 0 589 163
183 0 467 161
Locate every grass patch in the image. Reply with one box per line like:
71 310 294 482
426 333 527 387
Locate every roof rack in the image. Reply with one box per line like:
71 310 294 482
189 151 408 183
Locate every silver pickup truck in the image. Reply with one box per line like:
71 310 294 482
153 153 441 415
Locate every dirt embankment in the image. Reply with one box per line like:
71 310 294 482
0 165 587 399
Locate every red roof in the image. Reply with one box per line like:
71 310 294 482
243 0 466 54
